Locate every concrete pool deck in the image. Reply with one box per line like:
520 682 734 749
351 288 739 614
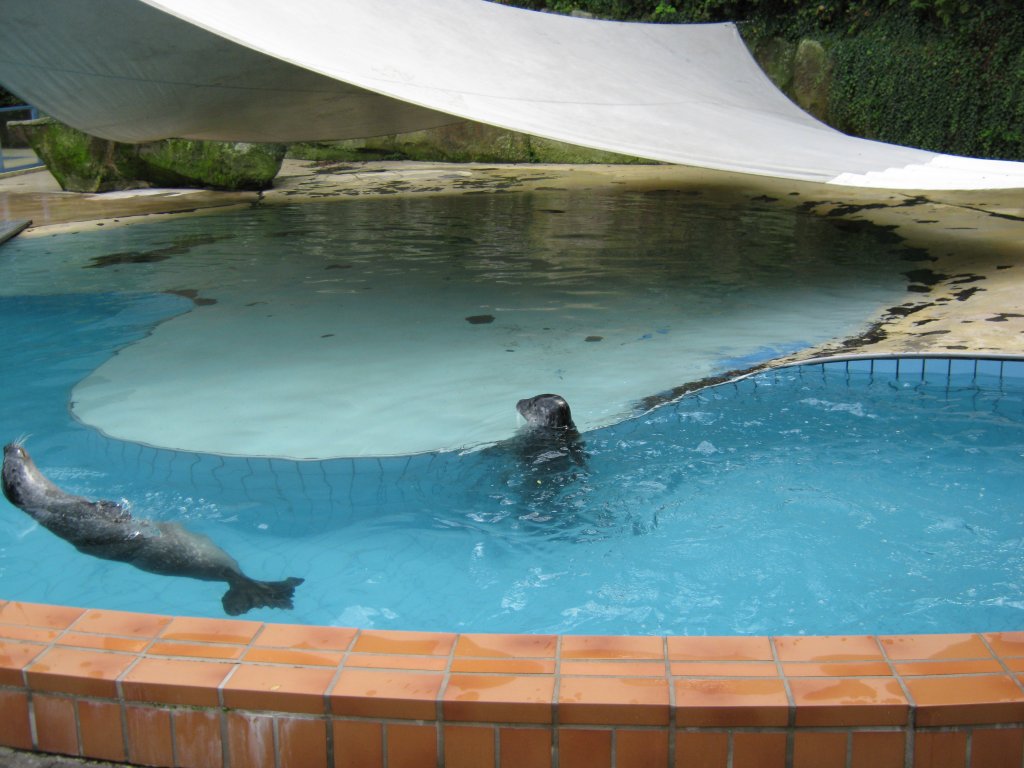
1 161 1023 768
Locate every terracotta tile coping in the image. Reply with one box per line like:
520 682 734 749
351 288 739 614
2 600 1024 731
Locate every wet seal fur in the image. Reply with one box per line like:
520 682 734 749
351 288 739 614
1 442 303 616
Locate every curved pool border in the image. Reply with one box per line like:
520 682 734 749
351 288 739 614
3 353 1024 768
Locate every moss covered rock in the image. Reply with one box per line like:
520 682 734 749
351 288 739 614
288 121 653 164
15 118 285 192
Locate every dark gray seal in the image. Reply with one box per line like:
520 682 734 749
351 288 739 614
513 394 587 471
516 393 576 430
1 442 303 616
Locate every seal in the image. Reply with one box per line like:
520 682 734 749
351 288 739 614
1 442 303 616
513 394 587 471
516 393 576 430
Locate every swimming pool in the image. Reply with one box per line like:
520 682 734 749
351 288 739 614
5 190 1021 637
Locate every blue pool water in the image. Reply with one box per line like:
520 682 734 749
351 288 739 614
1 192 1020 635
0 291 1022 635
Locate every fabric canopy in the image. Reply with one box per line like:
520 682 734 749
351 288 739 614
1 0 1022 190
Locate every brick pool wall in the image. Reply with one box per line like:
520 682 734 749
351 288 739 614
1 600 1023 767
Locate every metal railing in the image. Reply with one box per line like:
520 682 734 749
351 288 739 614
0 104 40 173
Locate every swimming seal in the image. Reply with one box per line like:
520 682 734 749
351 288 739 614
1 442 303 616
516 394 576 430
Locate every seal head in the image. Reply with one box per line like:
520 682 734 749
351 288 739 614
516 394 576 430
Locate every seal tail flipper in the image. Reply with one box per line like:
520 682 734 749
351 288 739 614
221 576 304 616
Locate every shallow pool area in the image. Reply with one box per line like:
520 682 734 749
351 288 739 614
0 189 909 458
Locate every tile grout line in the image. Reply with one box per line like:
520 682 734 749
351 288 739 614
877 636 916 768
552 634 562 768
663 635 675 768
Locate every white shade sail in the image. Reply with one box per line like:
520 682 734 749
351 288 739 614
1 0 1022 189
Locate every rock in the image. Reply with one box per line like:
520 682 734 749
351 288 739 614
287 121 653 165
792 39 832 122
13 117 285 192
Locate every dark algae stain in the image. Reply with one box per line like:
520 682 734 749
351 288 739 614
87 234 228 269
165 289 216 306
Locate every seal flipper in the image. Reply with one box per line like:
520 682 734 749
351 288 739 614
221 575 304 616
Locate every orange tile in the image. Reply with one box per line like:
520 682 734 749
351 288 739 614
455 633 557 658
675 678 790 727
57 632 148 653
667 635 772 661
0 639 47 686
0 601 84 629
672 661 778 677
221 663 335 714
905 674 1024 726
33 693 78 756
226 711 274 768
334 720 383 768
0 690 32 750
880 634 991 661
352 629 455 656
242 646 344 667
125 705 174 767
914 730 967 768
121 657 232 707
676 730 728 768
159 616 261 645
78 699 125 763
790 677 909 726
386 722 437 768
851 731 906 768
733 732 787 768
560 660 665 677
617 728 668 768
252 623 356 651
500 727 551 768
444 725 495 768
559 728 612 768
330 668 443 720
894 659 1003 676
985 632 1024 658
558 676 669 726
783 661 891 677
794 731 846 768
561 635 663 660
345 652 448 671
450 657 554 675
148 640 245 660
0 625 60 644
71 608 171 638
774 635 884 662
443 673 555 724
173 708 223 768
278 717 327 768
26 646 133 697
971 727 1024 768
